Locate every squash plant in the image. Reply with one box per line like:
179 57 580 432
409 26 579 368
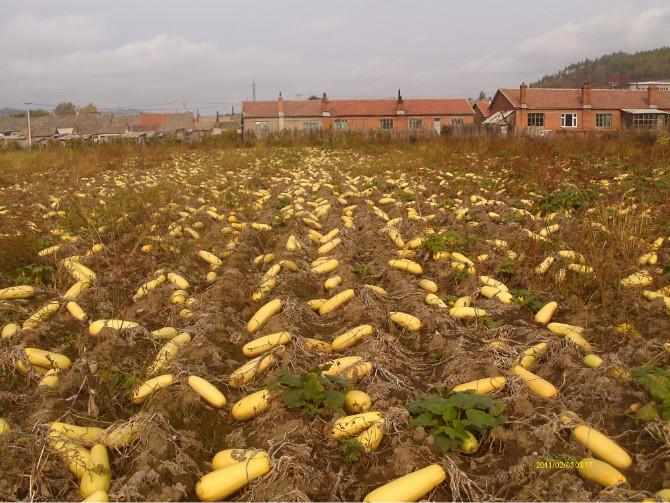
269 369 348 416
632 366 670 421
407 392 507 454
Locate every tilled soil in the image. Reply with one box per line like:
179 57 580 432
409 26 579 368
0 145 669 501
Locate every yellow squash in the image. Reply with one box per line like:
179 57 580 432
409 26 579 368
187 376 227 408
364 464 446 502
228 353 276 387
331 325 374 352
452 376 505 394
130 374 176 404
195 457 271 502
390 312 422 332
319 289 355 316
511 365 558 399
212 449 269 470
242 331 293 357
246 298 282 333
231 389 271 421
577 458 626 487
572 425 632 469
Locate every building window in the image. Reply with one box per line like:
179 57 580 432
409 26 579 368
561 113 578 128
304 120 320 132
450 117 465 126
596 113 612 128
632 114 656 129
527 113 544 127
334 119 348 131
380 118 394 130
255 121 269 132
409 118 423 129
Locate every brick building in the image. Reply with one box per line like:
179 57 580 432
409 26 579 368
472 100 491 123
242 92 474 136
489 83 670 134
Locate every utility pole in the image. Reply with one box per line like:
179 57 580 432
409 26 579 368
252 81 256 102
24 102 32 148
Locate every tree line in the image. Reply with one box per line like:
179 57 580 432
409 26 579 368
11 102 98 118
532 47 670 88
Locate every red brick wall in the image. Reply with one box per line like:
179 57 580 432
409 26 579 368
515 109 621 132
330 115 473 132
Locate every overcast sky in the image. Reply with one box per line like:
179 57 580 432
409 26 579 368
2 0 669 113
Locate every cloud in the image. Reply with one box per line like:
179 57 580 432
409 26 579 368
449 6 670 93
2 28 295 106
516 7 670 60
22 35 216 78
2 5 670 106
304 16 342 33
0 14 105 57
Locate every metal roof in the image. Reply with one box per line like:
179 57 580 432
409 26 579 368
483 110 514 125
621 108 670 114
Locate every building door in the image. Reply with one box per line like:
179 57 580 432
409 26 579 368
433 118 441 135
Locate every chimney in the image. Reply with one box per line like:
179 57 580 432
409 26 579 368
278 92 284 116
581 83 592 108
648 85 658 108
216 110 219 125
322 92 330 117
520 82 527 108
396 88 405 115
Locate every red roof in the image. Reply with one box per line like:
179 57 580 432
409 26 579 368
473 100 490 117
243 100 322 118
329 99 396 116
243 98 473 118
499 88 670 110
135 113 169 131
403 99 473 116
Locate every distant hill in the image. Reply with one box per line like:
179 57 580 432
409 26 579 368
531 47 670 88
0 107 23 116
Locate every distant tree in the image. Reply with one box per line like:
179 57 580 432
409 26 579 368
531 47 670 88
55 102 76 115
307 95 320 100
478 90 487 100
80 103 98 114
10 109 49 118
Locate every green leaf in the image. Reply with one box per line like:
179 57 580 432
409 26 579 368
662 398 670 421
465 408 500 428
441 404 457 423
632 366 670 401
281 372 302 388
302 374 325 401
433 433 458 454
410 413 440 428
282 389 304 409
323 390 345 410
488 401 507 417
441 425 470 440
408 395 449 415
451 419 469 438
634 401 660 422
425 400 450 416
449 392 491 411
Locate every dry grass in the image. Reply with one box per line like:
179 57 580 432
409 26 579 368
0 134 669 501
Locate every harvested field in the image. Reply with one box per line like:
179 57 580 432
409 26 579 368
0 137 669 502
